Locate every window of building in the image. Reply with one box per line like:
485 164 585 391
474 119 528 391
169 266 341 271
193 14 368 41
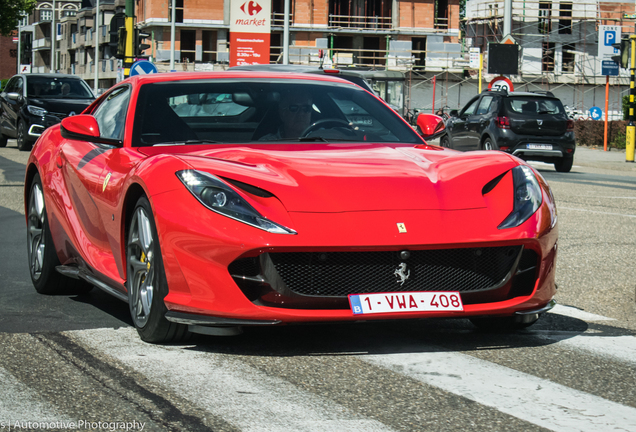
170 0 184 23
180 30 196 63
539 2 552 34
562 43 575 73
202 31 217 63
558 3 572 34
435 0 449 30
40 9 52 22
542 42 555 72
329 0 392 29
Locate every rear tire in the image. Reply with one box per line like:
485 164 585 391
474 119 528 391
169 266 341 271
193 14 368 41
27 174 92 294
554 157 573 173
127 196 190 343
440 134 451 148
482 137 495 151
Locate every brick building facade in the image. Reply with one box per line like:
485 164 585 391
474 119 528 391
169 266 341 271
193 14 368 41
0 35 18 80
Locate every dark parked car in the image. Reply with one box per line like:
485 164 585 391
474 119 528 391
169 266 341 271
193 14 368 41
441 89 576 172
0 74 95 151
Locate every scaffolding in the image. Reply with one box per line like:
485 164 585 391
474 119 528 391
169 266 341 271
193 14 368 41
464 0 636 116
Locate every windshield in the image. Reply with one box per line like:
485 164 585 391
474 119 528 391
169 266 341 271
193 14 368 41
505 97 565 115
27 76 94 99
132 80 423 146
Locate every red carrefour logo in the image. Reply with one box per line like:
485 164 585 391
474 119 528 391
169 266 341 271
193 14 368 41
240 1 262 16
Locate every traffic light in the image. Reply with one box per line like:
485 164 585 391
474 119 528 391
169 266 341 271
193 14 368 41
109 12 127 60
135 29 151 58
611 38 630 69
116 27 127 60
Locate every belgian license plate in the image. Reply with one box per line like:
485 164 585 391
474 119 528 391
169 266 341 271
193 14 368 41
527 144 553 150
349 292 463 315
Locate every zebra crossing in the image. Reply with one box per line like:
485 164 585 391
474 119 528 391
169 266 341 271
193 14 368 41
1 304 633 432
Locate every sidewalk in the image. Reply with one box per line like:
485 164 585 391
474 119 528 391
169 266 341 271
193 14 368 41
573 146 636 172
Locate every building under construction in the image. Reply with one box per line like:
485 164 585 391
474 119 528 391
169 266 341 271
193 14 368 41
463 0 636 118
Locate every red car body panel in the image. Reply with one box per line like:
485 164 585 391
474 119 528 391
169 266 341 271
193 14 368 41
25 72 558 327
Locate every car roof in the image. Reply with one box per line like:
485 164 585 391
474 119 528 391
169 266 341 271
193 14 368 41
231 64 404 80
123 71 362 87
17 73 84 80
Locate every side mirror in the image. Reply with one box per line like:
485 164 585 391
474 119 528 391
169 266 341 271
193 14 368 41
416 114 446 140
61 115 121 146
449 110 459 117
7 92 20 101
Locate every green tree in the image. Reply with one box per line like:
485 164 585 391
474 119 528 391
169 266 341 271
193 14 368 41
0 0 36 37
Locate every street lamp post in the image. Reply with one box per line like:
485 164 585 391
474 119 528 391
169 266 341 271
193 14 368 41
51 0 56 72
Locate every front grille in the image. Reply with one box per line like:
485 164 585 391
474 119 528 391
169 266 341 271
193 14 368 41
269 246 522 297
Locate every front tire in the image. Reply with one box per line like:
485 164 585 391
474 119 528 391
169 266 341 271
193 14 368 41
0 129 7 147
440 134 451 148
17 120 32 152
127 196 189 343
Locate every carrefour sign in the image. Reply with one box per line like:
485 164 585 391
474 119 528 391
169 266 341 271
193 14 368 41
230 0 271 66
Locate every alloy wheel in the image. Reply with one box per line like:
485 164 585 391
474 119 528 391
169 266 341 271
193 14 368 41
27 183 46 281
127 206 156 329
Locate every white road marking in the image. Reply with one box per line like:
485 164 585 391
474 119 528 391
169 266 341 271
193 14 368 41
558 206 636 218
0 367 71 421
549 304 615 321
69 328 394 432
361 350 636 432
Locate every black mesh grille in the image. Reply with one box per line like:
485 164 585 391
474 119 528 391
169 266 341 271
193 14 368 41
269 246 522 297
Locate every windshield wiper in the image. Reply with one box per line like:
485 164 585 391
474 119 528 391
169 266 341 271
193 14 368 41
152 139 221 146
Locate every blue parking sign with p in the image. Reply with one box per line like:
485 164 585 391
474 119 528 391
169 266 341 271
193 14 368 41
605 31 616 46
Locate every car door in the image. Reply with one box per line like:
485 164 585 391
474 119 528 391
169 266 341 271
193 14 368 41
0 77 23 137
58 85 134 282
467 95 494 150
448 97 479 151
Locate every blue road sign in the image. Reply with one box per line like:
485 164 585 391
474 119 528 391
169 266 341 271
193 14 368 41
602 60 619 76
129 60 158 76
589 106 603 120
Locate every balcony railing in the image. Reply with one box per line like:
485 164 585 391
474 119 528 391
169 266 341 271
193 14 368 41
271 12 293 26
329 14 392 30
32 37 51 50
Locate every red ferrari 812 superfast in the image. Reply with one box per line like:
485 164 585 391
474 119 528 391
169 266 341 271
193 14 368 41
25 72 558 343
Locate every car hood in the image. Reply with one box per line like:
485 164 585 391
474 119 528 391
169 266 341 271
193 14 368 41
141 144 519 212
27 97 93 115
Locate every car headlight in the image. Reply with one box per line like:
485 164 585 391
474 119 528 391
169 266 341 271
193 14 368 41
498 165 543 229
176 170 296 235
27 105 47 116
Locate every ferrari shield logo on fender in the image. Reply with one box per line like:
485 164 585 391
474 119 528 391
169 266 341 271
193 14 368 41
102 172 112 192
397 223 407 233
394 263 410 286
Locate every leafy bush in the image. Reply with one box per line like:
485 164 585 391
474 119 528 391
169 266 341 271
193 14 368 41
0 78 8 91
574 119 629 149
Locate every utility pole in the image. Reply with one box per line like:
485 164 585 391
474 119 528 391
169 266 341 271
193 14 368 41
123 0 134 77
627 34 636 162
170 0 176 70
283 0 289 64
94 0 100 93
503 0 512 38
51 0 56 72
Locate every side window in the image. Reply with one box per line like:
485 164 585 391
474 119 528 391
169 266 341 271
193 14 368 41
92 86 131 141
461 98 479 117
14 78 24 95
3 78 16 93
476 96 493 115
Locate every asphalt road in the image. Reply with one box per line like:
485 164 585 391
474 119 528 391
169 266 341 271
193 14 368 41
0 141 635 432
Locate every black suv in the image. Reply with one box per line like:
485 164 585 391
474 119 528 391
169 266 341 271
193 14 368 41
0 74 95 151
442 89 576 172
